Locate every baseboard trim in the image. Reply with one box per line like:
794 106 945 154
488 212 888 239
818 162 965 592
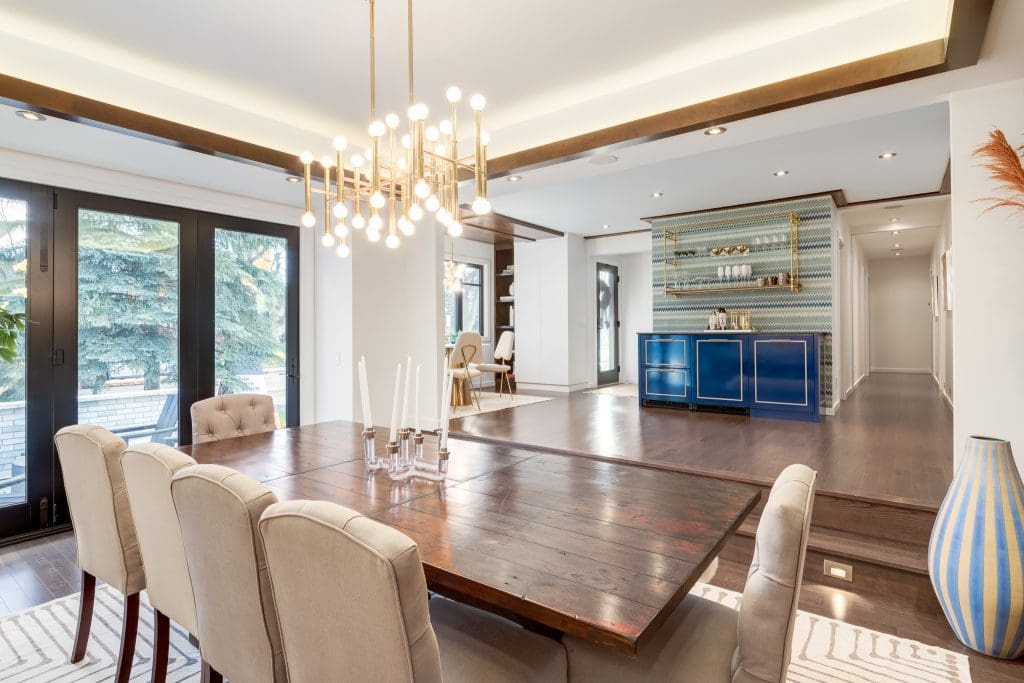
870 367 932 374
516 382 588 393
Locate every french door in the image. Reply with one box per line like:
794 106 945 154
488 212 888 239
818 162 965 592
596 263 620 386
0 182 299 540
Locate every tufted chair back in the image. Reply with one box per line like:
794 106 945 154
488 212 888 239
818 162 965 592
493 330 515 362
172 464 286 683
449 331 482 369
732 464 816 683
122 443 199 635
260 499 442 682
54 425 146 595
190 393 277 444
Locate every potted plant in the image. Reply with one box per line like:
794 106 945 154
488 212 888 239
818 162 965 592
0 307 26 363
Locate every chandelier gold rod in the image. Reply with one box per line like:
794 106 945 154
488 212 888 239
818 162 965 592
408 0 414 107
369 0 376 121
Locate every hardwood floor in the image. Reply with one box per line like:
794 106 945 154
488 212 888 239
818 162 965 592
451 372 953 509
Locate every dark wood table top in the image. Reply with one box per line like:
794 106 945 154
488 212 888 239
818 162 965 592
181 420 760 655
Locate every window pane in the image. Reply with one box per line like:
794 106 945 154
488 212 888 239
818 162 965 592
214 228 288 427
444 290 457 340
462 284 482 334
462 264 482 285
0 196 27 507
77 209 180 446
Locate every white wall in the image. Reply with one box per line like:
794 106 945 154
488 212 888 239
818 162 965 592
930 204 954 403
867 255 933 373
950 77 1024 477
514 235 589 390
618 252 653 383
838 212 871 396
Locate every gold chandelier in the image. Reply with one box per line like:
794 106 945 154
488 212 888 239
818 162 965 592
298 0 491 258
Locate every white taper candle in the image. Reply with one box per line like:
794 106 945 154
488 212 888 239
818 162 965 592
414 365 421 434
400 355 412 429
358 356 372 429
389 362 402 443
440 367 454 449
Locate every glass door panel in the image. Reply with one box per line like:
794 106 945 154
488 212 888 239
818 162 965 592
213 228 289 427
76 209 181 446
0 196 29 509
597 263 620 385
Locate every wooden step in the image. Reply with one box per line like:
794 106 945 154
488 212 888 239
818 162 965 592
737 514 928 575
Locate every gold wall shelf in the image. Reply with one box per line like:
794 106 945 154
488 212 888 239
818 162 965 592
662 210 802 298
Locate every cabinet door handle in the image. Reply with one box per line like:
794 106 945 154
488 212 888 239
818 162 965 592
646 369 680 374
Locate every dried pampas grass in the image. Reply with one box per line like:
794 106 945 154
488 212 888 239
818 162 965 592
972 128 1024 217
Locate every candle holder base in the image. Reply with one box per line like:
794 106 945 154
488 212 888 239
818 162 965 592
363 428 383 471
399 428 413 467
414 444 449 483
386 440 412 481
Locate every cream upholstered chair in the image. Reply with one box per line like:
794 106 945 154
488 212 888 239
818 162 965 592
472 330 514 398
190 393 277 444
122 443 198 683
54 425 146 682
259 499 567 682
564 464 816 683
449 331 483 411
171 464 285 683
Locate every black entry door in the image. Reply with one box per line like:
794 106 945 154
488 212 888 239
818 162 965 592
596 263 620 386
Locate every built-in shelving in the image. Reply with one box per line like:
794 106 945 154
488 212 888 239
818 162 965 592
494 246 516 391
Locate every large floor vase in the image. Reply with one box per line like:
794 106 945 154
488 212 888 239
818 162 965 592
928 436 1024 659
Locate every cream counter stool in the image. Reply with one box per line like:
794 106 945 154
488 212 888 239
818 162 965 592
564 464 817 683
54 425 146 683
122 443 198 683
190 393 277 444
259 499 568 682
448 331 483 411
171 464 285 683
472 330 515 398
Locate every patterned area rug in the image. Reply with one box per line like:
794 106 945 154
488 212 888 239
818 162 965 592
583 383 640 398
0 580 972 682
451 391 554 418
692 583 972 683
0 585 198 681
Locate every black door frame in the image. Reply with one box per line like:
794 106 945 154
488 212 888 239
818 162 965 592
0 178 56 538
596 262 620 386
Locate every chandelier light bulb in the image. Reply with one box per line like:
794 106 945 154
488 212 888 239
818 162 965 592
333 202 348 219
409 204 424 221
446 86 462 103
299 150 314 165
447 221 464 237
439 119 453 135
414 179 431 199
368 213 384 231
333 135 348 151
472 197 492 215
401 133 411 149
333 222 349 238
364 147 373 160
385 233 400 249
425 126 440 142
470 94 486 111
425 195 440 212
370 191 386 209
385 113 400 129
436 207 450 224
479 131 491 147
321 232 336 247
398 217 415 235
336 242 350 258
351 154 364 168
320 155 333 168
408 103 429 121
301 211 316 228
367 228 381 243
368 120 386 137
435 143 447 156
351 213 366 230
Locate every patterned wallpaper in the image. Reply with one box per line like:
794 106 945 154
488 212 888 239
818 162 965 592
651 194 835 333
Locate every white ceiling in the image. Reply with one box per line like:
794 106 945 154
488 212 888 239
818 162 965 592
843 195 947 259
857 226 939 259
490 103 950 235
0 0 948 156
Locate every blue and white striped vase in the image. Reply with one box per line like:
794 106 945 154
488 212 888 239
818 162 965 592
928 436 1024 659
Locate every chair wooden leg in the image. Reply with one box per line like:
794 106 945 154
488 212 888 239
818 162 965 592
71 570 96 663
151 608 169 683
114 592 140 683
201 661 223 683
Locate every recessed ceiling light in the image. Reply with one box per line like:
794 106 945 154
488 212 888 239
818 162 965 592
892 230 900 235
650 192 663 198
894 243 902 248
602 224 610 230
285 175 302 183
704 126 727 136
506 175 523 183
15 110 46 122
772 169 789 177
890 217 899 222
879 151 897 160
895 251 902 256
589 154 618 166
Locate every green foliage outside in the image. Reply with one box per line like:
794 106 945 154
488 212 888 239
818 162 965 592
0 203 287 402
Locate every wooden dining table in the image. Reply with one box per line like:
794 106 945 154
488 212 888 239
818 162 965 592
181 420 760 656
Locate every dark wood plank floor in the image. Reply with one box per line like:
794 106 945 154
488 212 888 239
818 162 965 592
451 373 953 509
